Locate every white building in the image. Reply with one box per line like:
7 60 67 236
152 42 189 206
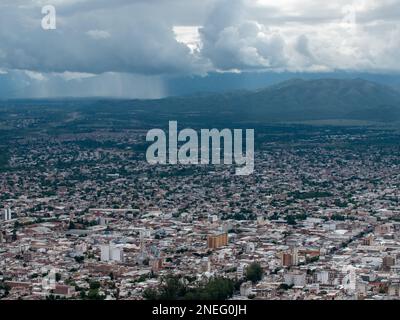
342 265 357 291
237 263 248 279
75 243 87 256
246 242 255 253
2 208 12 221
240 281 253 297
284 272 306 287
292 247 299 266
208 214 218 223
100 243 124 262
315 270 330 284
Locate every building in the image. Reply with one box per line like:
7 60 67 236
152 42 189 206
314 270 330 284
284 272 306 287
2 208 12 221
151 258 163 272
240 281 253 297
362 234 374 246
207 232 228 249
281 253 293 267
237 263 248 279
246 242 255 253
100 243 124 262
291 247 299 266
383 255 396 271
53 284 75 298
281 248 299 267
342 266 357 291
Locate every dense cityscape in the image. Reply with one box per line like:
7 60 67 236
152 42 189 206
2 111 400 300
2 2 400 317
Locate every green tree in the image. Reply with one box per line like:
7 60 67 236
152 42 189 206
11 229 17 241
245 262 263 283
286 215 297 225
74 256 84 263
143 275 186 300
89 281 100 290
142 275 235 301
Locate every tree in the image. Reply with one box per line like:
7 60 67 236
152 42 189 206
86 281 104 300
74 256 84 263
89 281 100 290
194 277 234 300
143 275 186 300
87 289 104 300
278 283 293 291
11 229 17 241
142 275 235 301
245 262 263 284
286 215 297 225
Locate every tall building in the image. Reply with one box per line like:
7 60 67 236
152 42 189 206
292 247 299 266
383 255 395 271
281 248 299 267
314 270 330 284
151 258 163 272
282 253 293 267
207 232 228 249
342 266 357 291
100 243 124 262
2 208 12 221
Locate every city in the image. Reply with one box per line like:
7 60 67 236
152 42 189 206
2 0 400 310
1 114 400 300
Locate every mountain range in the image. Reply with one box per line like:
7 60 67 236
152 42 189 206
3 78 400 126
126 78 400 124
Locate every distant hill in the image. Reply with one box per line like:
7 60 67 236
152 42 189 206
131 78 400 123
3 78 400 126
243 78 400 122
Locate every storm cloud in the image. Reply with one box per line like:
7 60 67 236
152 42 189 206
0 0 400 97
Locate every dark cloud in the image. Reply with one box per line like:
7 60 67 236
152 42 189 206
0 0 399 98
0 2 206 75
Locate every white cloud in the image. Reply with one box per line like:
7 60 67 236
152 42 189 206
173 26 202 53
24 70 47 81
56 71 96 81
197 0 400 73
0 0 400 79
86 30 111 40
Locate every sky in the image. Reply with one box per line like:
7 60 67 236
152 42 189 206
0 0 400 98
